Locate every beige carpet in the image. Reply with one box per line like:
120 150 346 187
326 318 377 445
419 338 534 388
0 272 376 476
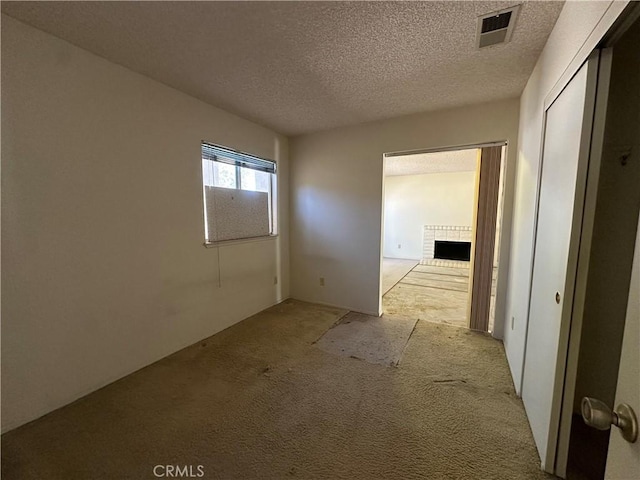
383 264 471 329
316 312 417 366
383 264 498 332
1 300 549 479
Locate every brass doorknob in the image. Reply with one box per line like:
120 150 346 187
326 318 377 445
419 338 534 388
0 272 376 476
582 397 638 443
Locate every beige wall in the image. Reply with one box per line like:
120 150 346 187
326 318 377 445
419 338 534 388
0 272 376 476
1 15 290 432
503 0 627 393
290 98 519 323
383 171 476 260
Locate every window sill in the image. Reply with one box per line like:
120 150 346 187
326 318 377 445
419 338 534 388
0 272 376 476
203 235 278 248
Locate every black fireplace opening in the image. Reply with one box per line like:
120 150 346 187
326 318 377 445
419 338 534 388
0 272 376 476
434 240 471 262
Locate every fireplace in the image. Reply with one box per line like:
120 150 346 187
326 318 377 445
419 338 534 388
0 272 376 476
434 240 471 261
422 225 473 264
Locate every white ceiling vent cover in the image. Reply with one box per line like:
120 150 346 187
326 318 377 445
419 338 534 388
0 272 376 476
477 5 521 49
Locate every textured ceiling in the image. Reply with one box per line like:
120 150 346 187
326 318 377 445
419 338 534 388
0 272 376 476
385 149 478 177
1 1 564 136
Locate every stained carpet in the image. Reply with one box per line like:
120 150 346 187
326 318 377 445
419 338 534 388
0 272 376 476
383 264 471 329
1 300 549 479
315 312 417 366
383 263 498 332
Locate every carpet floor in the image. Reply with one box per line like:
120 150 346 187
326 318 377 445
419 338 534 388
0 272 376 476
1 300 550 479
383 264 498 332
383 264 471 329
316 312 418 367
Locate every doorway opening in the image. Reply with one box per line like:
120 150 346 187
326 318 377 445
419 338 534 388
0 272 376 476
380 144 506 334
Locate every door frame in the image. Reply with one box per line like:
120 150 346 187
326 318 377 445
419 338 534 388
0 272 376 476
380 141 507 333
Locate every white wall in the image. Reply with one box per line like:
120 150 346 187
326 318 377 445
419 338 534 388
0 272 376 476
383 172 476 260
503 0 627 394
1 15 290 432
290 98 519 318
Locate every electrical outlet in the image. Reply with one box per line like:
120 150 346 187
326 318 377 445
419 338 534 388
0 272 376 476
398 244 401 249
511 316 515 330
319 277 325 287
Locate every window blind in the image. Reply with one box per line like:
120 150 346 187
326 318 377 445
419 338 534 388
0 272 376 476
202 143 276 174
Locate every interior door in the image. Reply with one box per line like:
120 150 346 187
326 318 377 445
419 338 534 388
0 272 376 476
604 213 640 478
521 53 600 472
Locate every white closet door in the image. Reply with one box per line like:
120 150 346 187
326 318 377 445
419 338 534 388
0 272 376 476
521 55 599 472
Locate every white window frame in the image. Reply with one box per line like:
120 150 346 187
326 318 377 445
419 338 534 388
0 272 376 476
201 142 277 245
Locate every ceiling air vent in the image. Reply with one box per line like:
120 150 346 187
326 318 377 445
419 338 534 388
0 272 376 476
477 5 521 49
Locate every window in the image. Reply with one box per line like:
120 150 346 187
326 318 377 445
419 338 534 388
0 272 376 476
202 142 277 244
